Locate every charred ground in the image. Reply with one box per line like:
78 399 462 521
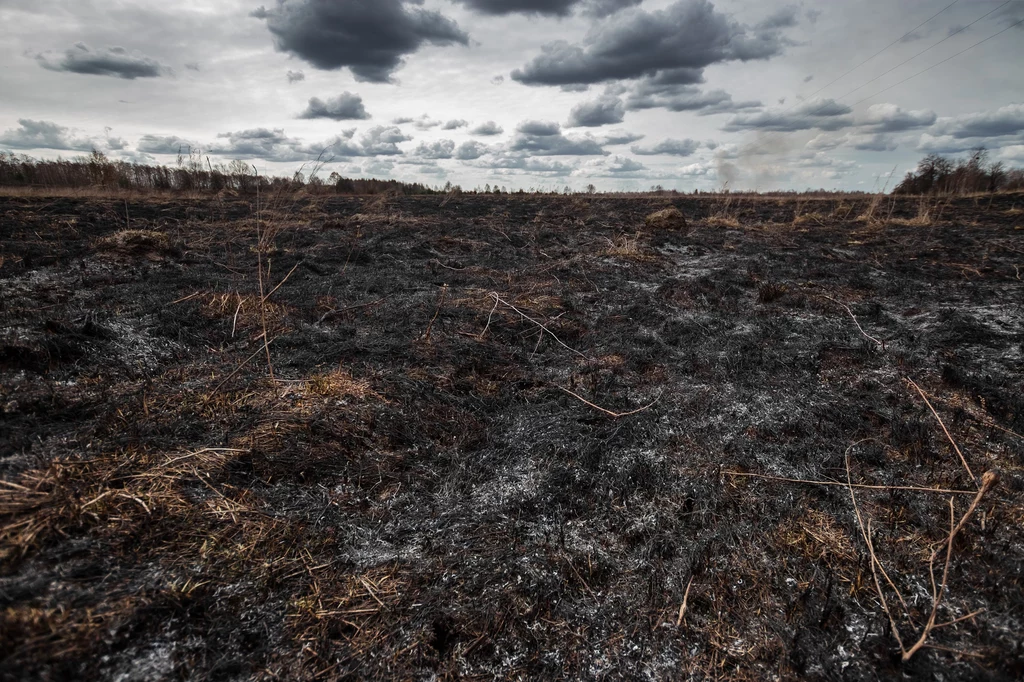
1 192 1023 681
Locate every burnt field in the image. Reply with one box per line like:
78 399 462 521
1 191 1023 681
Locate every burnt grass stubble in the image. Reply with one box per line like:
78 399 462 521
0 192 1022 681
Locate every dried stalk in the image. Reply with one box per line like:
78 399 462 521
847 455 906 652
488 292 590 360
724 470 976 496
676 576 694 626
262 261 301 303
557 386 659 419
906 378 977 487
422 284 448 343
846 451 997 661
254 165 274 380
820 294 884 348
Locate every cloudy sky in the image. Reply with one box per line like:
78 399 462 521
1 0 1022 191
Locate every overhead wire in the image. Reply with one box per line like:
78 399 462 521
727 3 1022 164
799 0 962 104
745 0 1014 135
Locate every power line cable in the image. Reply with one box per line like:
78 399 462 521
822 0 1013 105
729 0 1007 139
731 4 1018 156
801 0 962 103
847 16 1024 110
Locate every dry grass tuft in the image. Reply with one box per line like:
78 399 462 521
792 211 828 226
890 199 936 227
94 229 173 259
307 368 379 401
778 508 856 564
201 292 289 337
644 207 688 230
703 215 741 228
601 233 658 262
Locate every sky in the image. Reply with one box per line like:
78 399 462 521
1 0 1022 192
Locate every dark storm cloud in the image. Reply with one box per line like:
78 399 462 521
253 0 468 83
299 92 371 120
931 104 1024 139
473 153 575 174
208 128 315 161
516 120 561 136
35 43 169 79
630 138 700 156
581 0 642 18
625 84 761 115
576 155 646 176
755 5 798 30
413 139 456 159
0 119 97 151
136 134 202 154
600 131 644 145
847 133 898 152
357 126 413 155
511 0 791 87
509 122 607 155
722 98 853 132
996 4 1024 29
471 121 504 136
455 141 488 159
452 0 640 17
202 125 410 161
566 96 625 127
858 104 936 132
394 115 442 130
452 0 579 16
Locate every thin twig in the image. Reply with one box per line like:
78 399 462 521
316 297 388 325
253 166 274 380
557 386 660 419
422 284 448 343
210 339 277 395
476 296 501 340
973 417 1023 442
490 292 591 360
231 294 243 339
262 261 301 303
168 291 204 306
906 378 977 486
846 454 906 653
724 471 976 495
932 609 985 630
820 294 884 348
904 498 957 661
676 576 694 627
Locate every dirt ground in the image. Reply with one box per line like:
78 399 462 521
1 191 1022 681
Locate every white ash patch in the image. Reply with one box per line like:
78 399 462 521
103 317 183 373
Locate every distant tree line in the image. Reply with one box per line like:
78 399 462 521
894 147 1024 195
0 151 442 196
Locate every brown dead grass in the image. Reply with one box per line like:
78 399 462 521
778 508 857 564
201 292 289 337
94 229 172 259
601 233 658 261
307 368 380 401
703 216 742 229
